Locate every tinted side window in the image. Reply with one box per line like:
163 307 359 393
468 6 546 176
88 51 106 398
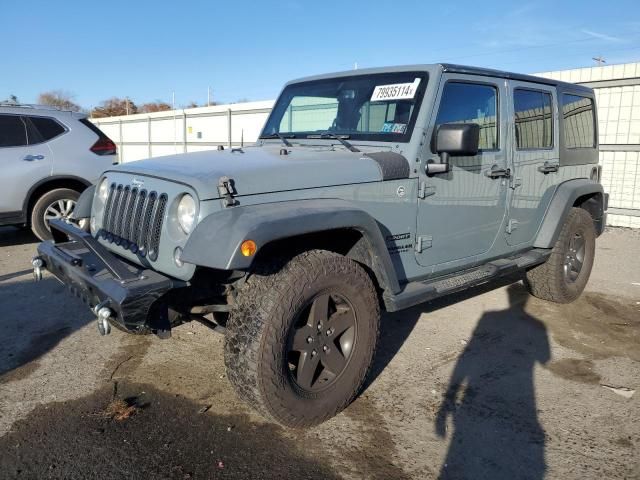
562 94 595 148
29 116 66 142
0 115 28 147
435 82 498 150
514 89 553 149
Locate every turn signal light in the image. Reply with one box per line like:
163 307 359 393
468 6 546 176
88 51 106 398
241 240 257 257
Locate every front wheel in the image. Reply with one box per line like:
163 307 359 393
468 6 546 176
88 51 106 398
224 250 380 427
525 207 596 303
30 188 81 241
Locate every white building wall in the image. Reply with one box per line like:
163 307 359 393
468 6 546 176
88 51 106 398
91 100 274 163
536 62 640 227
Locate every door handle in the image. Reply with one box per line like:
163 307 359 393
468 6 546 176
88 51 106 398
538 161 559 174
23 154 45 161
485 165 511 179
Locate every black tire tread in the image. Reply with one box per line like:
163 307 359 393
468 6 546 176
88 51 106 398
224 249 380 427
525 207 596 303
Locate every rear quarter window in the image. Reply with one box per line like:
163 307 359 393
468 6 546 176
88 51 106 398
562 94 596 148
28 116 66 143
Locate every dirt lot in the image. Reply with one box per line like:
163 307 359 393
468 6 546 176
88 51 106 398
0 226 638 479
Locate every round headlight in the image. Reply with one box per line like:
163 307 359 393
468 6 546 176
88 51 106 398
97 178 110 202
177 194 196 234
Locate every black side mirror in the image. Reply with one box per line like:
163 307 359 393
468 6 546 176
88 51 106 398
427 123 480 174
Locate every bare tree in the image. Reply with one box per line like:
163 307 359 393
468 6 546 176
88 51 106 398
139 101 172 113
38 90 82 111
91 97 138 118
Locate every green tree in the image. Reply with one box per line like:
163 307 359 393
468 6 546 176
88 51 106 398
2 94 19 104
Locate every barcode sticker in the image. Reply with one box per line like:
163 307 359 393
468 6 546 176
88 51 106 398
370 78 421 102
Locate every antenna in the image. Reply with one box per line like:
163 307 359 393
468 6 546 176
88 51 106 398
592 56 606 66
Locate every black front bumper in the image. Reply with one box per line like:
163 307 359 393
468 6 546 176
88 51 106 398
36 219 182 333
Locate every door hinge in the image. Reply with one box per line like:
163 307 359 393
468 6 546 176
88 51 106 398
418 182 436 199
217 176 238 207
506 219 519 234
509 175 522 189
415 235 433 253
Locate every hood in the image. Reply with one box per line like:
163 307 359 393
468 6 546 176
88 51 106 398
109 146 389 200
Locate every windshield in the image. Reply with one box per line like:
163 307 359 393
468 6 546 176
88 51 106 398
261 71 428 143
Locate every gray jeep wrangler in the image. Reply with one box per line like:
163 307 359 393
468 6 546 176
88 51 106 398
34 64 607 427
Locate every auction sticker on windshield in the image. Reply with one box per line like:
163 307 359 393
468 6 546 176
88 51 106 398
381 122 407 134
371 78 421 102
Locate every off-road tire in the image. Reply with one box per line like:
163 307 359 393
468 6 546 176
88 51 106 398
525 207 596 303
30 188 81 241
224 249 380 427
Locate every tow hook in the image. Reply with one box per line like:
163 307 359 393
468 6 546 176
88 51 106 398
93 301 114 335
32 256 44 281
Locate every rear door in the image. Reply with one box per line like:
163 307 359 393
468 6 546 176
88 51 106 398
505 82 559 246
0 114 53 213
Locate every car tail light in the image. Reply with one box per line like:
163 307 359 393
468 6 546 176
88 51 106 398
79 118 117 156
90 137 117 156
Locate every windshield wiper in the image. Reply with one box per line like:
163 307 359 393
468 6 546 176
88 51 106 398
263 132 293 147
307 132 360 153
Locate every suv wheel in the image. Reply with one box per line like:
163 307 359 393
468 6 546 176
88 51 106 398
30 188 81 241
224 249 380 427
525 207 596 303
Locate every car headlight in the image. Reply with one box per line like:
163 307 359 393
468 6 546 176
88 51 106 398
97 178 110 202
177 194 196 234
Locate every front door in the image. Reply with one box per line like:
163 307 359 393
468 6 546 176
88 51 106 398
0 114 53 213
415 74 509 273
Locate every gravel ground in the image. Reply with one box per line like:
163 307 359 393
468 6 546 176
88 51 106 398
0 226 638 479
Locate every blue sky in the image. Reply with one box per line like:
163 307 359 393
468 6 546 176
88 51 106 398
2 0 639 109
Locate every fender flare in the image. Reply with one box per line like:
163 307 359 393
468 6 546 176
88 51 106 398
21 175 92 216
181 199 401 294
71 184 96 219
534 179 605 248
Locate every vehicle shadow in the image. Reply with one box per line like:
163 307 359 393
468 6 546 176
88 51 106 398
367 279 550 480
367 273 526 387
0 275 94 379
0 226 38 247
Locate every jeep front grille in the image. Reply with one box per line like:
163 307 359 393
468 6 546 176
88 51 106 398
99 183 168 261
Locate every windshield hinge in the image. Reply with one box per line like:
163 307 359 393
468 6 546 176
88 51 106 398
418 182 435 199
218 176 238 207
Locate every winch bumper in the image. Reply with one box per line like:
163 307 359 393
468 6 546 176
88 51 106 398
34 219 182 334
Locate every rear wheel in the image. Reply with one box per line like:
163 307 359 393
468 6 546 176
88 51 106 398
30 188 81 241
224 250 380 427
525 207 596 303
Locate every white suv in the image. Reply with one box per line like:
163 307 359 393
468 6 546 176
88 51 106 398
0 104 117 240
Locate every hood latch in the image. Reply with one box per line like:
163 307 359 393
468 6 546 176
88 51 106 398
218 176 238 207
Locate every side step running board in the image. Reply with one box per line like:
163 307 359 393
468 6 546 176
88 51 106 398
383 249 550 312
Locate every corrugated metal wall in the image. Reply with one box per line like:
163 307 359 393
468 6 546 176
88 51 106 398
536 63 640 228
91 100 274 162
